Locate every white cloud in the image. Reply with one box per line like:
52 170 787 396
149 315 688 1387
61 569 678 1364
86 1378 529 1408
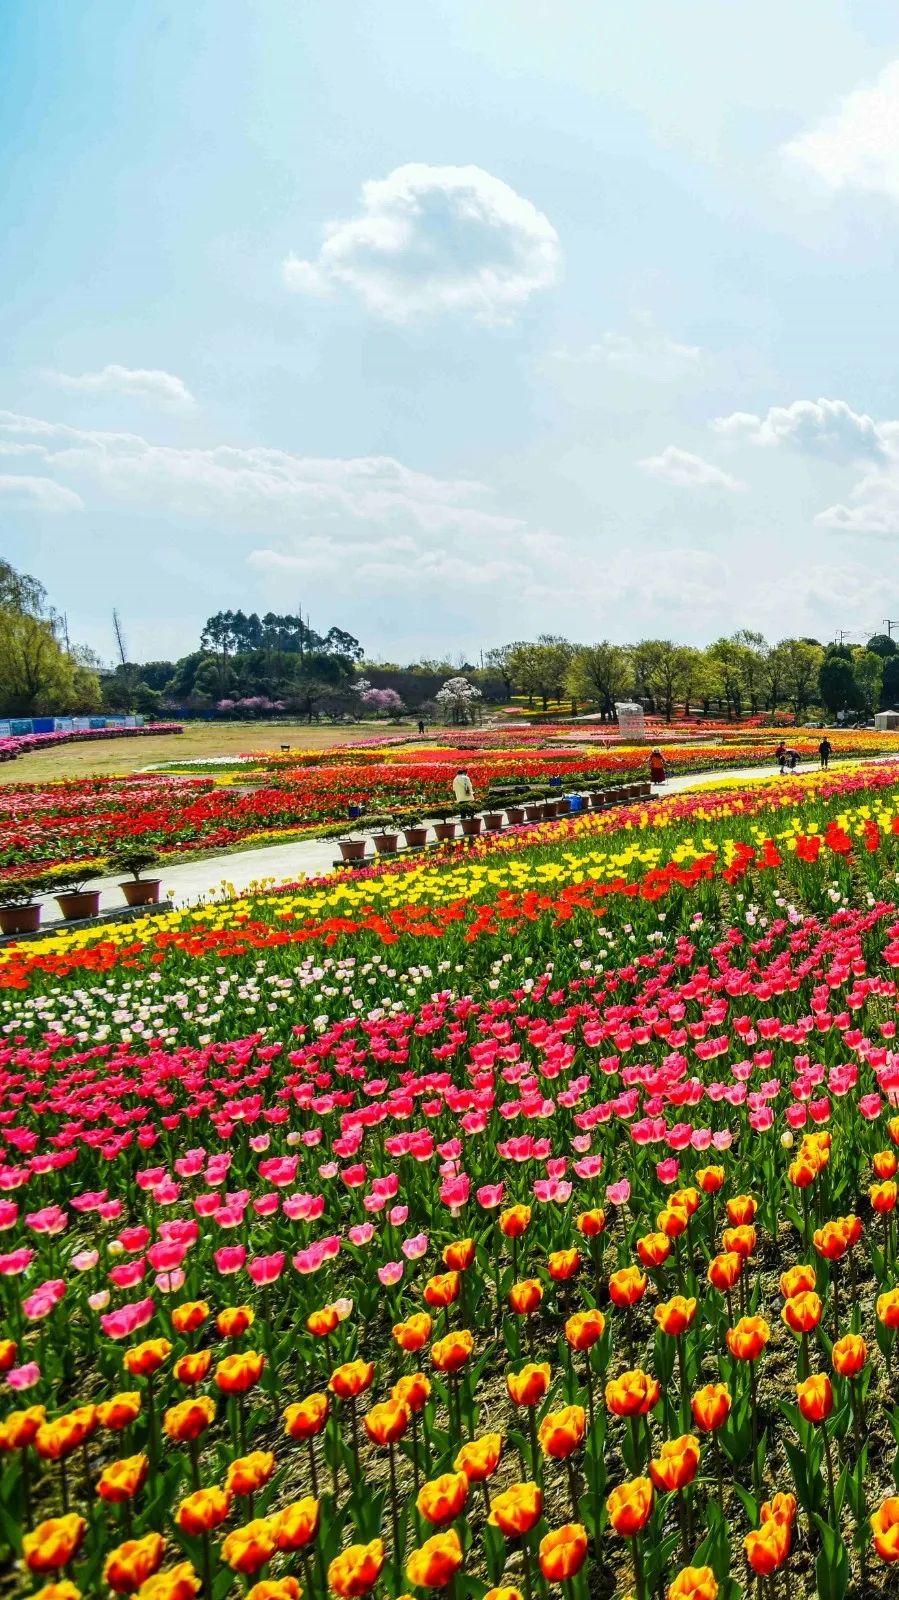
713 397 888 462
784 60 899 202
815 467 899 534
0 474 83 513
556 313 701 380
51 365 196 410
638 445 745 491
282 162 561 323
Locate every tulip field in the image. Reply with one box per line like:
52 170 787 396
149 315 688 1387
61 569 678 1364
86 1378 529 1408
4 724 899 887
11 764 899 1597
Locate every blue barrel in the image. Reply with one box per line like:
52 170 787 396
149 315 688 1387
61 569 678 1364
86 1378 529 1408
566 794 584 812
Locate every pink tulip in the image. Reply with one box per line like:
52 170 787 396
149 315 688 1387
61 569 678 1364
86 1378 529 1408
6 1362 41 1391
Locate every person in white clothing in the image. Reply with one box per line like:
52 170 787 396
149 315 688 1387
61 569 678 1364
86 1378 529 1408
452 769 475 806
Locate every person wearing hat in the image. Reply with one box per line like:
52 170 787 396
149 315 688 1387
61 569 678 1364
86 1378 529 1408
649 749 666 785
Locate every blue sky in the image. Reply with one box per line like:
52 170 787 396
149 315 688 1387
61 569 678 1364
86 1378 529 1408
5 0 899 663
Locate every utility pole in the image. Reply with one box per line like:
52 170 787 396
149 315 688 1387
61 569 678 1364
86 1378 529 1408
885 619 899 638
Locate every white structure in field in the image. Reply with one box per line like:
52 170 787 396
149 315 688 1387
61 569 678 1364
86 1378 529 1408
874 710 899 731
615 701 646 741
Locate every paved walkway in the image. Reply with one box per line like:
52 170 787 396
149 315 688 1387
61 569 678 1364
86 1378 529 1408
31 757 890 925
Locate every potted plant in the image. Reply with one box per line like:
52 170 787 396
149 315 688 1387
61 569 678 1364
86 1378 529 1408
483 810 504 831
338 836 367 862
460 812 482 837
403 821 429 849
51 865 104 923
109 847 163 907
0 872 53 936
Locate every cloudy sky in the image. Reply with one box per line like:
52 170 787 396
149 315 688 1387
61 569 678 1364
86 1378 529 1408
5 1 899 663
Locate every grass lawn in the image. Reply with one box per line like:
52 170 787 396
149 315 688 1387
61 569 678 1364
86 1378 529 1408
0 719 391 784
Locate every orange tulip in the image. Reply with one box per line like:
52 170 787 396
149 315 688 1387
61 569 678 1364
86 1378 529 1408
273 1497 320 1551
484 1589 524 1600
97 1394 140 1432
406 1529 464 1589
538 1405 586 1460
284 1394 329 1439
889 1115 899 1147
657 1206 687 1240
872 1182 898 1214
506 1363 551 1407
131 1562 201 1600
443 1239 476 1272
787 1156 819 1190
221 1519 277 1575
329 1360 375 1400
721 1225 756 1259
726 1316 770 1361
691 1384 731 1433
654 1296 697 1337
637 1232 671 1269
877 1289 899 1330
508 1280 543 1315
307 1307 340 1338
226 1452 276 1497
605 1370 661 1418
171 1302 209 1335
547 1249 580 1282
762 1494 797 1529
431 1331 474 1374
23 1516 87 1573
424 1273 460 1308
0 1404 46 1450
606 1477 653 1536
455 1433 502 1482
104 1533 165 1595
30 1584 81 1600
215 1351 265 1394
216 1306 255 1337
813 1220 851 1262
174 1352 212 1387
565 1308 605 1351
499 1205 531 1239
871 1497 899 1562
667 1567 718 1600
417 1472 469 1525
538 1524 588 1582
650 1434 700 1492
175 1487 231 1536
707 1253 742 1293
124 1340 171 1378
364 1400 409 1447
328 1539 386 1597
779 1264 816 1300
796 1374 833 1424
247 1583 302 1600
393 1314 433 1353
97 1454 149 1503
744 1520 790 1576
832 1334 867 1378
163 1397 215 1443
489 1482 543 1537
672 1187 700 1218
608 1267 647 1307
576 1207 606 1238
393 1373 431 1413
725 1195 757 1226
696 1167 725 1195
781 1292 822 1335
35 1409 98 1462
873 1150 899 1180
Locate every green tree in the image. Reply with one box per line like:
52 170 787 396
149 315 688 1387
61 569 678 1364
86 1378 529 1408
778 638 825 720
818 655 857 718
852 649 884 717
866 633 897 659
882 655 899 708
566 643 631 720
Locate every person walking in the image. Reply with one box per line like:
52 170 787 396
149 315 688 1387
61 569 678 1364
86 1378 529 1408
649 748 666 785
452 768 475 813
775 740 787 773
417 719 426 735
819 736 832 770
785 748 800 771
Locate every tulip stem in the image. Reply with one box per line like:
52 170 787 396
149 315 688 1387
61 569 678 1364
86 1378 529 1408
527 1407 540 1476
632 1531 646 1600
748 1361 759 1497
189 1436 201 1492
200 1531 213 1600
388 1439 402 1563
307 1436 319 1499
823 1425 837 1523
566 1456 581 1523
410 1412 421 1494
676 1337 689 1435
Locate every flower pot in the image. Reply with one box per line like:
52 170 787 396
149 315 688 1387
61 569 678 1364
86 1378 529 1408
433 821 457 842
505 807 525 825
338 839 366 862
524 803 544 822
403 827 429 848
483 813 504 831
0 903 41 935
460 815 482 836
120 879 161 907
55 890 101 922
373 833 399 854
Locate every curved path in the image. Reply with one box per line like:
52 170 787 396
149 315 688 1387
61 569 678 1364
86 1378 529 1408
31 756 895 925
